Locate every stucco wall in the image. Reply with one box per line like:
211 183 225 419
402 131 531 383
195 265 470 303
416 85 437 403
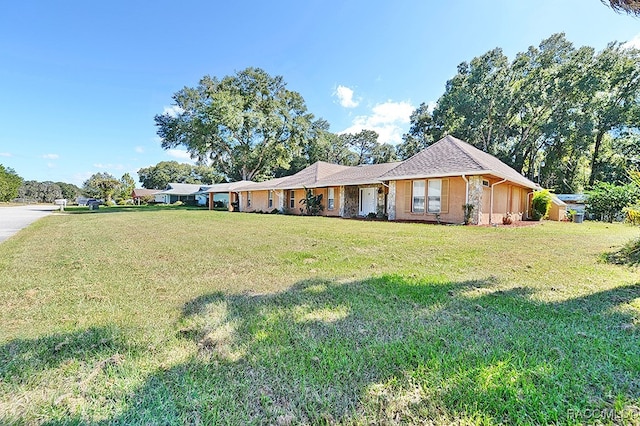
392 177 466 224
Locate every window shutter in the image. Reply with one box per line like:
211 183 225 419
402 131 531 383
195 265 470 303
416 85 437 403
440 179 449 213
404 181 412 213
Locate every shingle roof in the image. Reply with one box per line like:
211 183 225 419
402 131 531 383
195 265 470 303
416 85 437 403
131 188 162 197
159 183 207 195
271 162 353 190
381 135 538 189
313 162 402 187
200 180 257 193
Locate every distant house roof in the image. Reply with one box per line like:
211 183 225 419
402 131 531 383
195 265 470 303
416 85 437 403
200 181 257 193
131 188 162 198
381 135 538 189
158 183 208 195
556 194 586 203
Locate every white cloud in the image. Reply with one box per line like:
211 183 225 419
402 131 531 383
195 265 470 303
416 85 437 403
0 152 11 157
166 149 194 161
426 101 437 114
93 163 125 170
339 100 414 144
42 153 59 160
334 85 359 108
47 162 56 168
135 146 144 153
623 33 640 50
163 105 185 118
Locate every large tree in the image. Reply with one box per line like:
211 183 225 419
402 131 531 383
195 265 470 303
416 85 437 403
0 165 23 202
406 33 640 192
137 161 221 189
18 181 62 203
83 173 121 202
155 67 315 181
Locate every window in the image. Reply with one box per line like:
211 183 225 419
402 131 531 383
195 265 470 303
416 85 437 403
247 191 252 208
482 179 490 187
427 179 442 213
328 187 335 210
412 180 425 213
289 190 295 209
268 190 273 208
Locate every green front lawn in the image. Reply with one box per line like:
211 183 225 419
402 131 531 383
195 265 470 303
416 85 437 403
1 210 638 424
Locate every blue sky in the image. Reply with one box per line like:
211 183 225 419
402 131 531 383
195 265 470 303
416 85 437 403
1 1 638 186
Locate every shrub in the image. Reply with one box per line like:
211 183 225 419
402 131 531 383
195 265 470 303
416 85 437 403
299 187 323 216
462 204 474 225
586 182 639 222
531 190 552 220
624 205 640 225
172 201 184 206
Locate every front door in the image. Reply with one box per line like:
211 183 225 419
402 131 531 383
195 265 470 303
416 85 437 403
359 188 377 216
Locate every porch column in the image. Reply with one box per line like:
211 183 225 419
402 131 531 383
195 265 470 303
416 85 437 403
387 181 396 220
339 186 345 217
467 176 484 225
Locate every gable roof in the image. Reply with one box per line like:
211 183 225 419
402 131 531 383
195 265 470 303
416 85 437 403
314 162 402 187
131 188 162 197
381 135 538 189
200 180 256 193
272 162 353 190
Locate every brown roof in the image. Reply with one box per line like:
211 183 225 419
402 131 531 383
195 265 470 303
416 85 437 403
314 162 401 187
382 135 538 189
272 162 353 190
131 188 162 197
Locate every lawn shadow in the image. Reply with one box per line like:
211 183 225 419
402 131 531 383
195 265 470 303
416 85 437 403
19 277 640 425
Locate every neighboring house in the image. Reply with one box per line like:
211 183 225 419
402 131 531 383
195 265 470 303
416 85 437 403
556 194 587 216
197 136 544 225
131 188 162 205
156 183 210 205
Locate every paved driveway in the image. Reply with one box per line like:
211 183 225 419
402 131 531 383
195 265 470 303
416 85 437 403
0 204 59 243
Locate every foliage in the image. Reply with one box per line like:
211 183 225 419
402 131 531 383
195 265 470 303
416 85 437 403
117 173 135 201
137 161 221 189
586 182 640 222
339 130 380 165
531 190 552 220
155 67 315 181
405 34 640 193
604 237 640 265
55 182 82 201
624 205 640 225
397 102 436 160
462 203 474 225
0 164 23 202
18 180 62 203
299 188 323 216
83 172 137 203
603 0 640 15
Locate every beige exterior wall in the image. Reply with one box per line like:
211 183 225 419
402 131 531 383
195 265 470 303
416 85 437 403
312 186 341 217
393 177 466 223
240 190 271 212
393 176 532 225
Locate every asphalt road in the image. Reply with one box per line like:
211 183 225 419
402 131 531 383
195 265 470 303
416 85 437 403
0 204 59 243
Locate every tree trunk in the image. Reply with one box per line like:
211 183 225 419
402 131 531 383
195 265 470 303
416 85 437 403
588 130 605 187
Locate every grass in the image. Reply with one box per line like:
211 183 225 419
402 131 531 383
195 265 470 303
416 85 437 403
0 209 639 424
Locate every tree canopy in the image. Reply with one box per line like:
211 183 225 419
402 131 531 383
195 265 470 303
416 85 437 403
155 67 315 182
603 0 640 15
137 161 221 189
0 165 23 202
403 33 640 193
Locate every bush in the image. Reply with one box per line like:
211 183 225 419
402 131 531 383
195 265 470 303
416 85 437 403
624 205 640 225
531 190 552 220
586 182 639 222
